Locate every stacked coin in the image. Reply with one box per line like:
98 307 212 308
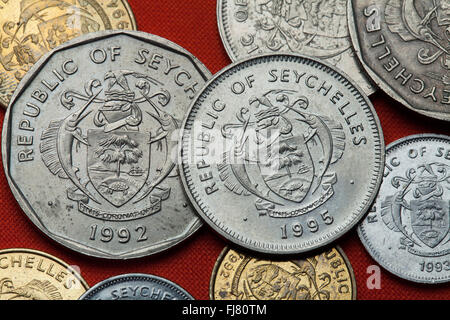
0 0 449 300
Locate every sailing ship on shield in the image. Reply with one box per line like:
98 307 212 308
40 70 177 221
382 163 450 255
218 89 346 218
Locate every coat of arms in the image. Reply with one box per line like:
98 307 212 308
381 163 450 256
40 70 177 221
253 0 350 60
385 0 450 84
218 89 345 218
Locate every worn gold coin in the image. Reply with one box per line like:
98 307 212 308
210 247 356 300
0 248 89 300
0 0 137 108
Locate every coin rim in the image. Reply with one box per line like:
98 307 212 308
0 248 90 292
79 273 194 300
217 0 238 61
217 0 377 96
2 30 211 259
209 245 357 300
121 0 138 31
358 133 450 284
179 52 385 255
0 0 139 109
347 0 450 122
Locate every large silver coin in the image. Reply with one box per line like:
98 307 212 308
2 30 211 259
348 0 450 121
358 134 450 284
80 273 194 300
217 0 375 95
179 54 385 255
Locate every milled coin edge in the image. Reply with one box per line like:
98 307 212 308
79 273 194 300
358 133 450 284
217 0 238 61
178 53 385 255
1 30 211 259
218 0 377 96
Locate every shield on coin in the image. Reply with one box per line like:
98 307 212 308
258 135 314 203
87 130 150 207
410 199 450 248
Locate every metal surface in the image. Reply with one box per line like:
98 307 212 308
0 248 88 300
348 0 450 121
217 0 375 95
358 134 450 284
0 0 137 109
210 246 356 300
179 54 385 255
2 30 211 259
80 273 194 300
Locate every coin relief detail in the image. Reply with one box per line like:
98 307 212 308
0 249 88 300
210 247 356 300
359 134 450 283
180 54 384 254
3 31 211 259
218 0 375 95
80 274 194 300
0 0 137 108
349 0 450 120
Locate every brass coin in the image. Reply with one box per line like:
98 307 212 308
210 247 356 300
0 0 137 108
0 248 89 300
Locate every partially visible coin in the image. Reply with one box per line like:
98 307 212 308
0 248 88 300
210 246 356 300
80 273 194 300
348 0 450 121
179 54 384 255
2 30 211 259
0 0 137 109
358 134 450 284
217 0 375 95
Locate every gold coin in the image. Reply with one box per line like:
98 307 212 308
0 0 137 108
210 246 356 300
0 248 89 300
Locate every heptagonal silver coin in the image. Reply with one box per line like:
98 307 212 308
179 54 385 255
2 30 211 259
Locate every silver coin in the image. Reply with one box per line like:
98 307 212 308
217 0 375 95
2 30 211 259
348 0 450 121
179 54 385 255
80 273 194 300
358 134 450 284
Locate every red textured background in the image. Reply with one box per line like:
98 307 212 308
0 0 449 300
